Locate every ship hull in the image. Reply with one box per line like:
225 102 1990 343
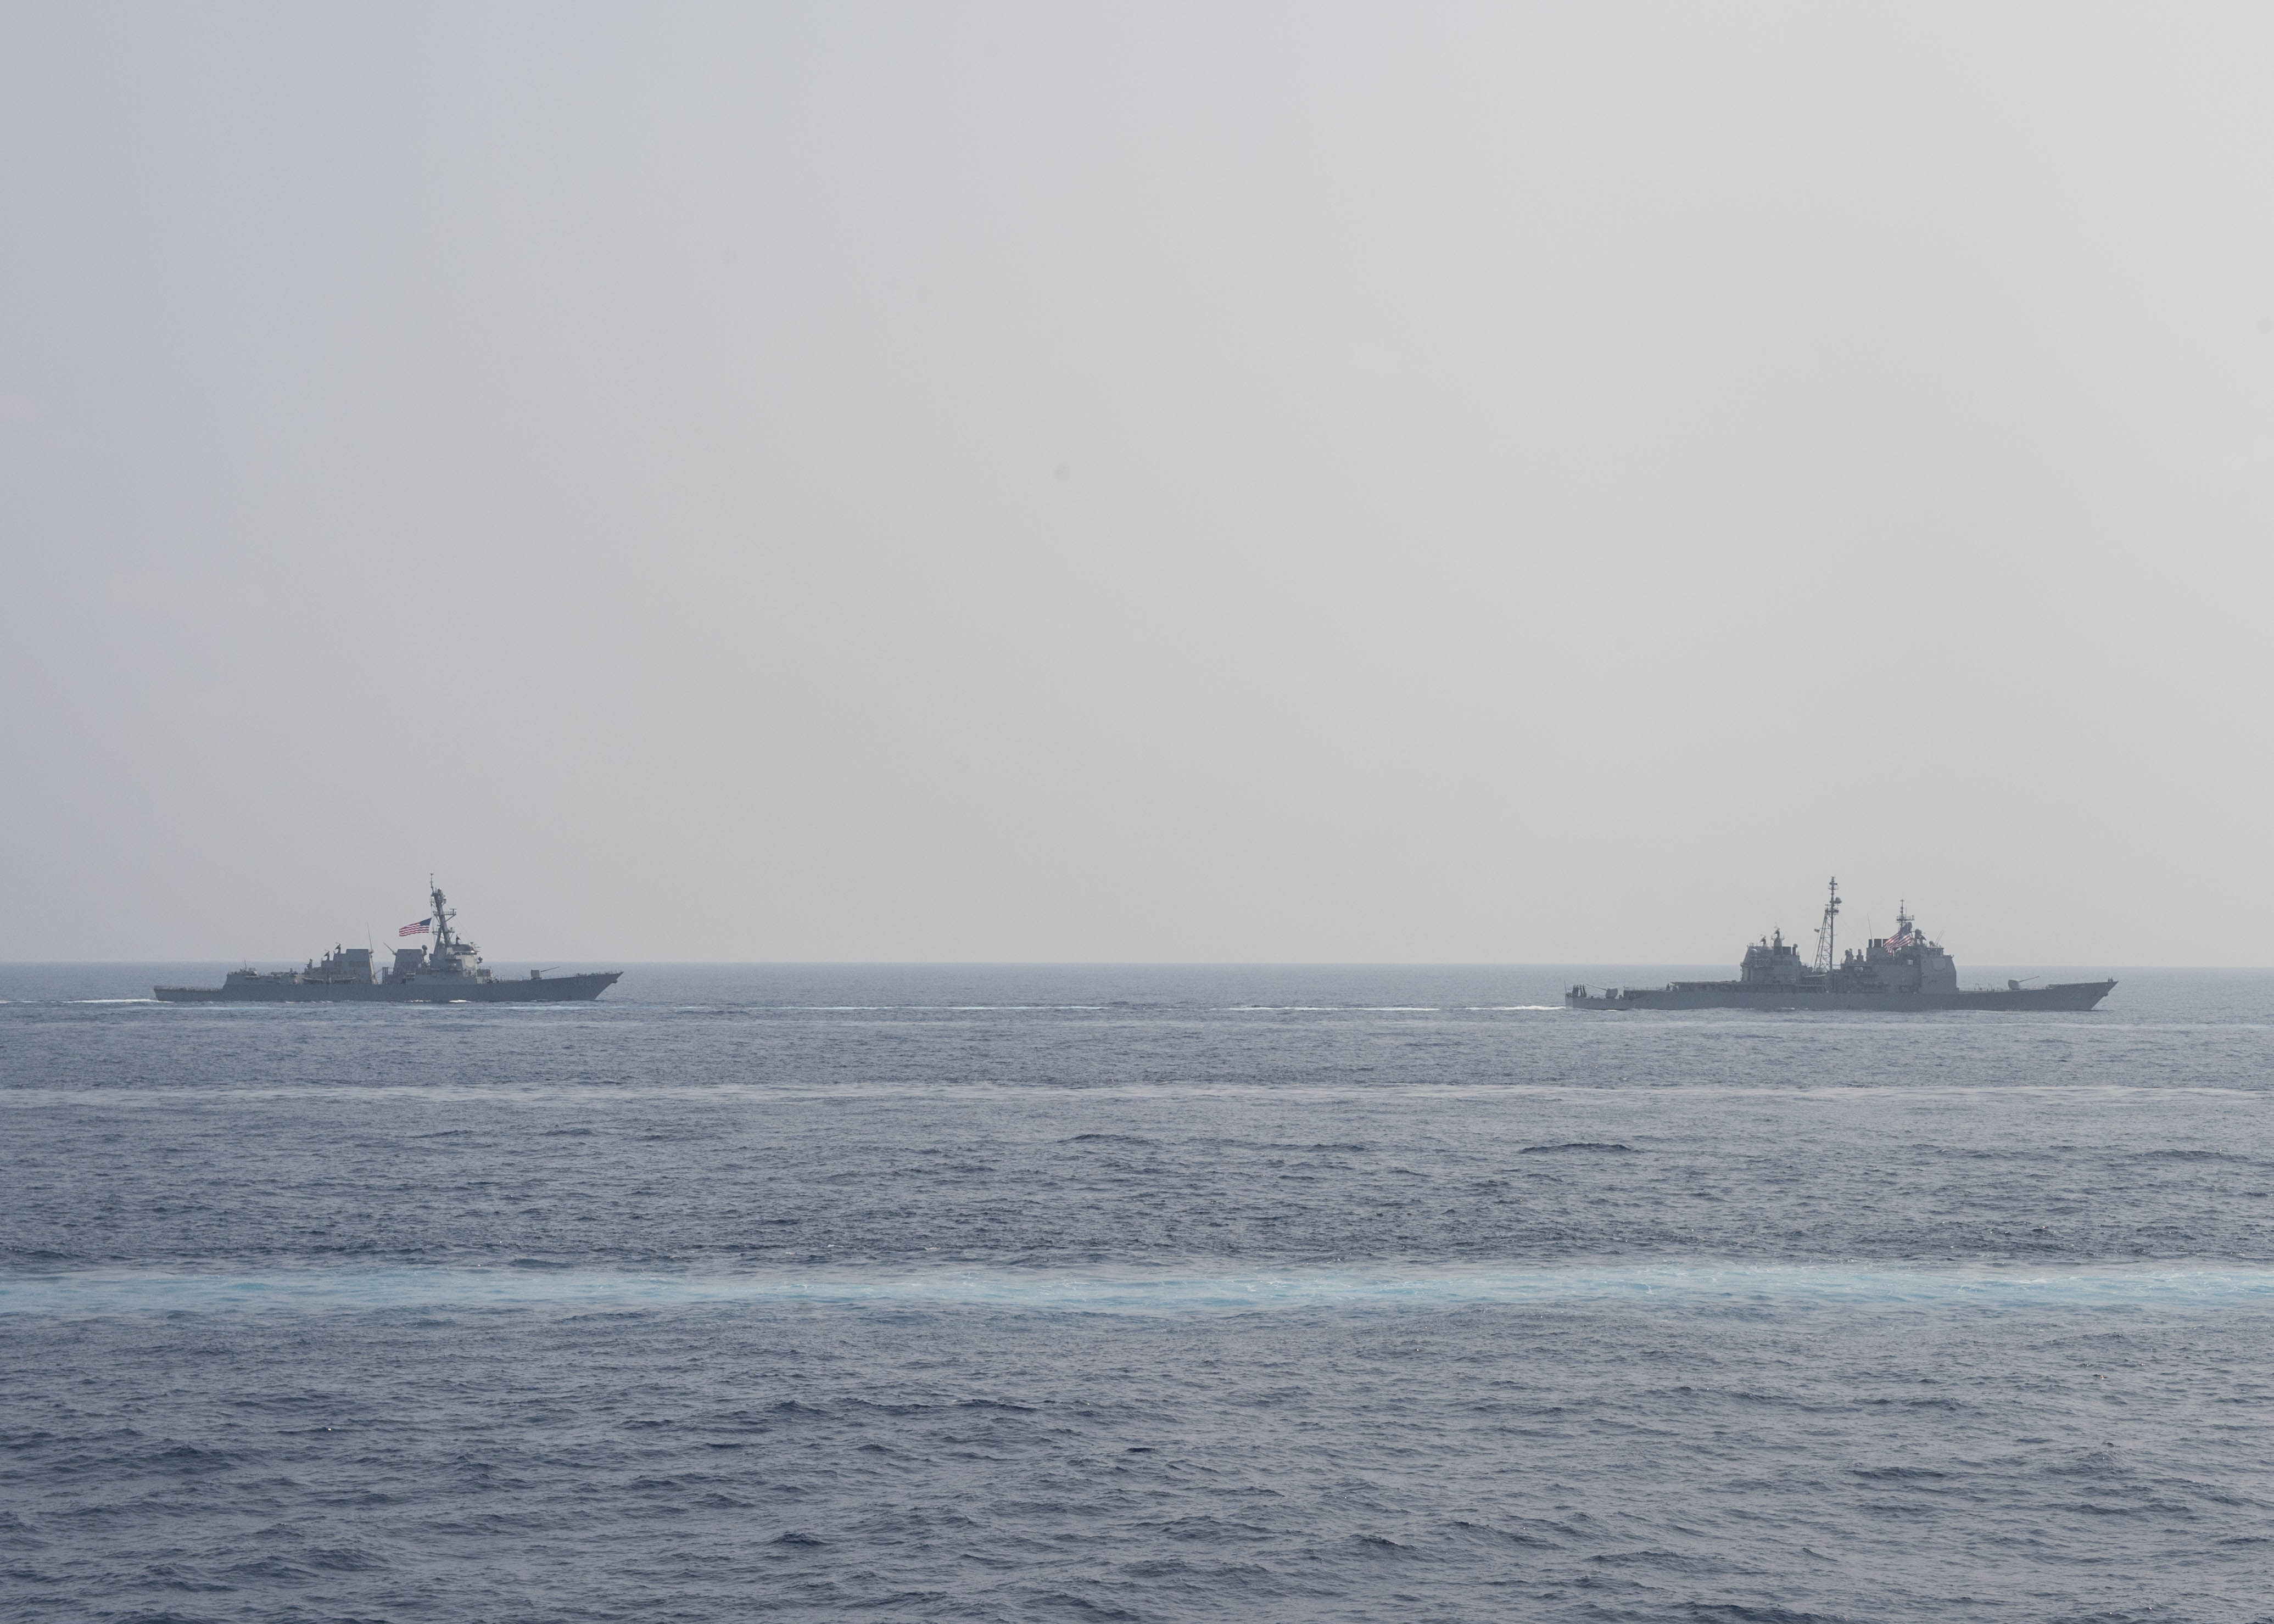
153 972 622 1004
1567 979 2115 1012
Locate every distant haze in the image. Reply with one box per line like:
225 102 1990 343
5 4 2272 964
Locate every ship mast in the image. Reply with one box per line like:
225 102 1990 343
1813 875 1840 975
429 876 455 954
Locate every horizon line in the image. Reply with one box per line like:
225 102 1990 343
0 960 2254 972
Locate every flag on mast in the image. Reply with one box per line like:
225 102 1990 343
399 919 431 937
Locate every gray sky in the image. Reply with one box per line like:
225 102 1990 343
5 3 2273 964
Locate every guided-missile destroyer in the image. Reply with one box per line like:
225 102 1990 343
1567 878 2115 1011
154 882 622 1004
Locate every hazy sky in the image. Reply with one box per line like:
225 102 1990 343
7 3 2274 963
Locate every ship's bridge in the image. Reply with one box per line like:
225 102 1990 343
1739 929 1817 987
1830 905 1958 994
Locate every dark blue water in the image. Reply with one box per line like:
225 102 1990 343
5 966 2273 1622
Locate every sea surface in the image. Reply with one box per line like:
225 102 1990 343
4 964 2273 1622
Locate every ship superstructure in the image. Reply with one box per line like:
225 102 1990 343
1568 878 2114 1011
155 882 622 1004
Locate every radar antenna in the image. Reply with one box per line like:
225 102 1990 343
1813 875 1841 975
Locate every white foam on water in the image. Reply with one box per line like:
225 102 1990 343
8 1262 2274 1317
1215 1005 1444 1011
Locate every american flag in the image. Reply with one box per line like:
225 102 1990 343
1884 929 1914 952
399 919 431 937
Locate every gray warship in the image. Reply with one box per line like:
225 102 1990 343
1567 879 2115 1012
154 882 623 1004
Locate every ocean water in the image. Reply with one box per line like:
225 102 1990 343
4 964 2273 1622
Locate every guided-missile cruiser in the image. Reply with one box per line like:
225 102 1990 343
1567 878 2115 1011
154 882 622 1004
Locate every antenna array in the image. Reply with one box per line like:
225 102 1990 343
1812 876 1841 976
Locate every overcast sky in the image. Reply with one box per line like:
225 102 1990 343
5 3 2274 964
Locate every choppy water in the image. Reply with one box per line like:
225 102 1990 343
5 964 2273 1622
